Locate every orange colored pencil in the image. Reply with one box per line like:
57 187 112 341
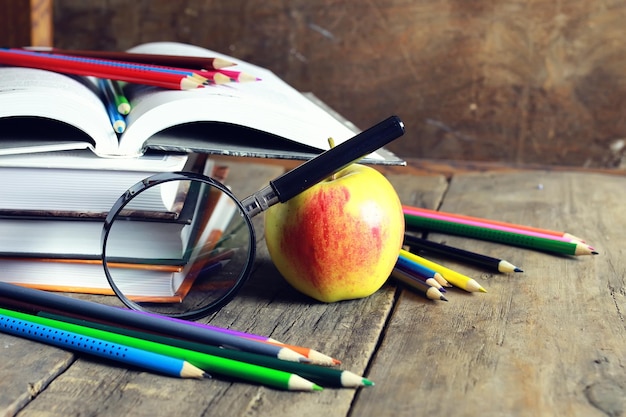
260 340 341 366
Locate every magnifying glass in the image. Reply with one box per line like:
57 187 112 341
102 115 405 319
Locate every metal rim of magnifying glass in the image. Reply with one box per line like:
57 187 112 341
101 171 257 320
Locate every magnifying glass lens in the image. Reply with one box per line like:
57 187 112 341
102 176 255 319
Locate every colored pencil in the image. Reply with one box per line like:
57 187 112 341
0 307 321 391
215 68 260 82
394 255 446 290
16 49 232 85
9 48 206 79
400 249 487 293
0 48 207 90
404 213 597 256
38 311 368 389
130 309 339 366
0 282 306 362
98 78 126 133
23 47 237 70
404 206 584 244
0 311 206 379
391 267 448 301
108 79 131 114
403 205 586 242
404 234 523 273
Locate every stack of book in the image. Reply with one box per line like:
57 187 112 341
0 41 403 298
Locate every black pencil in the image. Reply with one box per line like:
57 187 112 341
38 312 373 388
0 282 305 362
404 234 523 273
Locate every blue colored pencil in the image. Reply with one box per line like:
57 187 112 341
0 312 206 379
396 253 450 288
0 282 306 363
98 78 126 133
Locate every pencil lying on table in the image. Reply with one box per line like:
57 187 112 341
399 249 487 293
0 282 307 363
403 234 523 273
403 211 597 256
0 307 322 391
0 310 207 379
132 309 340 366
395 255 446 290
390 267 448 302
403 205 586 242
38 312 370 389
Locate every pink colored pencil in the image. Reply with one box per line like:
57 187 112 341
402 206 589 246
402 205 586 243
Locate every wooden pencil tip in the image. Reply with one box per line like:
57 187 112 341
440 295 449 302
514 268 524 273
592 251 599 255
478 286 488 293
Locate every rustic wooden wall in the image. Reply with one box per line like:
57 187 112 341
51 0 626 168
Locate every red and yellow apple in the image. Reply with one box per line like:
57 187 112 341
264 163 404 303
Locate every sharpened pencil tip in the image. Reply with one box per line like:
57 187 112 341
514 268 524 273
440 295 449 302
202 372 212 379
304 349 339 366
592 251 599 255
313 384 324 391
478 286 488 293
362 378 375 386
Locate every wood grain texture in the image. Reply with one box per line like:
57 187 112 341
0 163 447 417
2 163 624 416
354 171 626 417
50 0 626 168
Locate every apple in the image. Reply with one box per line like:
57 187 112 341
264 163 404 303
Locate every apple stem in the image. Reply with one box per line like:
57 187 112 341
328 137 337 180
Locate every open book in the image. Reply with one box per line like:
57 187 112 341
0 42 403 165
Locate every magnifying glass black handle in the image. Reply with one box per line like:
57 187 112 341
270 115 405 202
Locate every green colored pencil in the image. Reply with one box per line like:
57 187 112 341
39 311 372 389
404 214 596 256
108 79 131 114
0 307 321 392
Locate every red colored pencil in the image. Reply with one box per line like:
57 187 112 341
214 68 260 82
22 46 237 70
0 48 206 90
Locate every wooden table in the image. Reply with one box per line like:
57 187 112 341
1 161 625 417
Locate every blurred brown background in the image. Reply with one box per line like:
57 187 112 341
3 0 626 168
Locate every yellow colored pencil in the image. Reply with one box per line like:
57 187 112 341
399 249 487 293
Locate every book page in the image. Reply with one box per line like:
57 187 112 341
0 67 119 155
118 42 383 160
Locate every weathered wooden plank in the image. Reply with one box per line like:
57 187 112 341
354 171 626 417
0 337 74 416
8 164 447 416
